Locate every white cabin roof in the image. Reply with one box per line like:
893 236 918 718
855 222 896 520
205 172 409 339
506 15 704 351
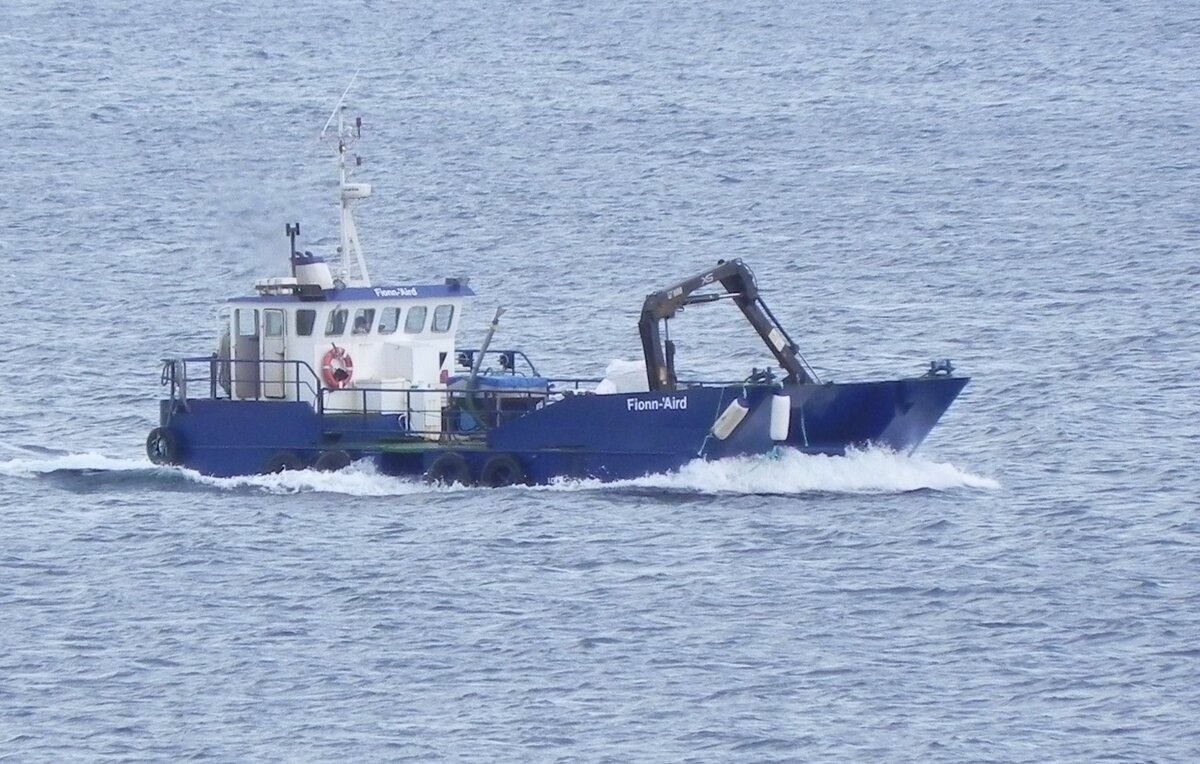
228 282 474 305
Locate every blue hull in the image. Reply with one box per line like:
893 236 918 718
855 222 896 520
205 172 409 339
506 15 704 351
155 376 967 483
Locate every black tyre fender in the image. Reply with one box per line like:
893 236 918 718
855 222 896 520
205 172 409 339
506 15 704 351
146 427 180 466
313 449 353 472
424 451 474 486
263 451 306 474
478 454 527 488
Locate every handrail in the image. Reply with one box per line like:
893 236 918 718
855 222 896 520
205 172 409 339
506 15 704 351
163 355 770 403
456 348 540 377
159 355 783 441
164 357 325 410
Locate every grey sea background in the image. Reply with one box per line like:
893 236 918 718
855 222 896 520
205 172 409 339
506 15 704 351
2 1 1198 761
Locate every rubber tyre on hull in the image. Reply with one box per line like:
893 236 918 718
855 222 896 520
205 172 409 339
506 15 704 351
424 452 473 486
313 449 352 472
146 427 180 466
478 454 528 488
263 451 306 474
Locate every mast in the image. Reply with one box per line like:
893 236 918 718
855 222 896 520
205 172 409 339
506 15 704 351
321 73 372 288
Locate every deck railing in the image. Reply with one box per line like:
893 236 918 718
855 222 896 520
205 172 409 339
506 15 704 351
160 356 754 441
160 356 569 440
162 357 325 409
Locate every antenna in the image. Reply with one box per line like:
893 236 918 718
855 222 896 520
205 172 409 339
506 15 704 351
285 222 300 253
319 71 372 288
285 222 300 277
319 68 361 141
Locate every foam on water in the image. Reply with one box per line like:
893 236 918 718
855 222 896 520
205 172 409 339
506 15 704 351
0 450 152 478
548 447 1000 495
185 460 441 496
0 450 435 496
0 447 996 496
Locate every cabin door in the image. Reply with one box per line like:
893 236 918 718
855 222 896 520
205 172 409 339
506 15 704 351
233 309 260 400
261 309 287 399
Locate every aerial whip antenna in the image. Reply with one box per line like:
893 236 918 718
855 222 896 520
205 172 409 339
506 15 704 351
319 68 361 141
315 68 373 287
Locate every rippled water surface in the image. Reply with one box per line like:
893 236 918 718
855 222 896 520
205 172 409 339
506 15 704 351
2 1 1198 761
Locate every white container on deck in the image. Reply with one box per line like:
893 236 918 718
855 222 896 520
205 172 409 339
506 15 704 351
711 398 750 440
770 393 791 441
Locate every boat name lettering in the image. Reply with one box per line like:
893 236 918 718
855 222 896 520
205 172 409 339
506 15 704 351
373 287 419 297
626 396 688 412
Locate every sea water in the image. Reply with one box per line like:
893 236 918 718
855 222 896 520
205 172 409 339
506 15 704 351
1 1 1198 760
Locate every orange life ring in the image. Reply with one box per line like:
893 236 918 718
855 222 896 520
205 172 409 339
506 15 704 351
322 344 354 388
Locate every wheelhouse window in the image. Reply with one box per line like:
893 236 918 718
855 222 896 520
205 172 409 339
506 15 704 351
404 306 427 333
432 304 454 333
325 308 348 336
296 309 316 337
237 309 258 337
264 310 285 337
378 307 401 334
352 308 376 335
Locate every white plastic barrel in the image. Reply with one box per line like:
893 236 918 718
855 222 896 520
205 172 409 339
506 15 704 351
770 393 791 441
711 398 750 440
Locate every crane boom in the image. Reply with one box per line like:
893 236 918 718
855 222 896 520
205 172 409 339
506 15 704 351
637 259 813 391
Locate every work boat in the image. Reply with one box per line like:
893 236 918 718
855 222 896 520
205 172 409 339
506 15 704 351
147 102 969 486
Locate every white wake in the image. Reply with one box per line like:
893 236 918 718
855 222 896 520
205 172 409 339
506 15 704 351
542 447 999 494
1 446 997 496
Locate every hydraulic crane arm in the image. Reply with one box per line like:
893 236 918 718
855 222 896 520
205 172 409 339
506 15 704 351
638 259 814 391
